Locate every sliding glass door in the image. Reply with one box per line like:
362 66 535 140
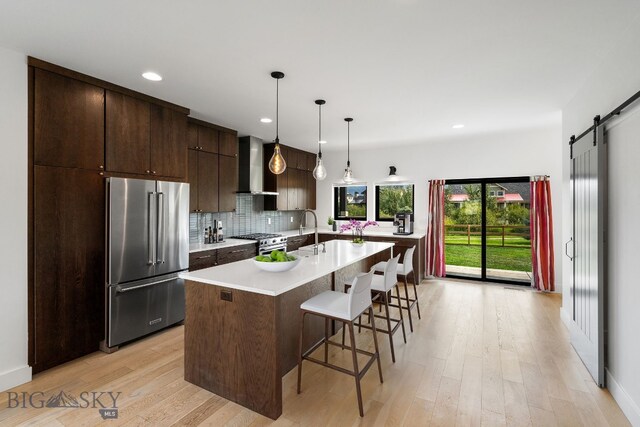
444 177 532 284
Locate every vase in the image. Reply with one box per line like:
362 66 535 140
332 223 337 232
351 229 364 244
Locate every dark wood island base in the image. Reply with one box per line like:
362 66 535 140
184 247 391 419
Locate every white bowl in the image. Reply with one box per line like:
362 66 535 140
253 257 301 273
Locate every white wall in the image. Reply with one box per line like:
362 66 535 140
0 47 30 391
317 125 563 290
561 14 640 425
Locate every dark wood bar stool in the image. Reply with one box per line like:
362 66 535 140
297 269 383 417
344 254 406 363
374 245 421 332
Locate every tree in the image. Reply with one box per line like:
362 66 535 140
378 185 413 218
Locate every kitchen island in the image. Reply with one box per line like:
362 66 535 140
179 239 394 419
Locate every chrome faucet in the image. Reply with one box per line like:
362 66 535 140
300 209 319 251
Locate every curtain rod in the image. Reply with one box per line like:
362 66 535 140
570 87 640 146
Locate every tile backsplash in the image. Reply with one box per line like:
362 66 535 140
189 194 306 243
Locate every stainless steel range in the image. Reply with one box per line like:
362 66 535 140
231 233 287 255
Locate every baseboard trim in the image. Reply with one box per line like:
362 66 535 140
0 365 32 392
607 369 640 426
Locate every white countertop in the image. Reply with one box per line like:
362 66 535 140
189 238 256 254
180 239 394 296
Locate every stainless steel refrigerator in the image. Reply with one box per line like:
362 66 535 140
106 177 189 348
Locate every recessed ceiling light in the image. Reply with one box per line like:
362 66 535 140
142 71 162 81
260 118 273 123
319 140 327 144
452 124 465 129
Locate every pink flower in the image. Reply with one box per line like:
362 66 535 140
338 219 378 233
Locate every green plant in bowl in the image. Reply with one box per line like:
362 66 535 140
255 250 297 263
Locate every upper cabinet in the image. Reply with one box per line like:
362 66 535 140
188 123 218 153
34 69 105 171
219 131 239 157
150 105 188 178
105 91 151 175
263 143 317 211
187 119 238 213
106 91 188 178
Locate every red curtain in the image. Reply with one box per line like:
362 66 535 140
426 179 446 277
530 176 555 292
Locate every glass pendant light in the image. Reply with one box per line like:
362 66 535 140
312 99 328 181
342 117 354 183
268 71 287 175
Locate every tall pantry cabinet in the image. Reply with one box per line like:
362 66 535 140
28 58 190 373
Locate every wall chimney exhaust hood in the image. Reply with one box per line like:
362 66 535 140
237 136 279 195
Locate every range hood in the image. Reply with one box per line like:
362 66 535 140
237 136 279 195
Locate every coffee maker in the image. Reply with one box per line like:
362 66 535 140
393 212 414 235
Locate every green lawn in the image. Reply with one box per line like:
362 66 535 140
445 244 532 272
445 235 530 247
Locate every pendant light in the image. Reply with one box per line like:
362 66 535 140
312 99 328 181
268 71 286 175
342 117 354 183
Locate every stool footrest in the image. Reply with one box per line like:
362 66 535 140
303 339 379 380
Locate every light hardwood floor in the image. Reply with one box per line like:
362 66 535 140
0 279 630 426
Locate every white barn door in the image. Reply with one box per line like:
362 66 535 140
568 124 606 386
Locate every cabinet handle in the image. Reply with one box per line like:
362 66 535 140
99 165 104 170
152 171 157 174
230 249 247 254
99 172 104 176
146 170 151 174
196 255 212 259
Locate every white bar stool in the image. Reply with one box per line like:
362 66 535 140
374 246 421 332
344 254 406 363
297 269 383 417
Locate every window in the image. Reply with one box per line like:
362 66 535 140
489 191 496 196
334 185 367 220
375 184 414 221
497 190 505 197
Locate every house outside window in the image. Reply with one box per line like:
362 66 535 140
334 185 367 220
375 184 414 221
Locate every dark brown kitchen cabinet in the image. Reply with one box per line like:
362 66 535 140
295 149 307 170
197 126 219 153
187 122 199 150
106 91 188 178
188 120 219 153
188 243 257 272
197 151 219 213
150 105 187 178
287 168 300 210
218 154 238 212
188 149 199 211
34 69 105 170
105 91 151 175
306 152 316 171
217 243 258 265
297 169 308 210
32 166 105 373
306 170 317 210
219 132 238 157
286 234 313 251
187 122 239 213
189 249 217 271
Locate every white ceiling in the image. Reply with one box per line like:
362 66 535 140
1 0 639 152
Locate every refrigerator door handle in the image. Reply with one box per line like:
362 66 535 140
115 276 177 293
157 192 165 264
148 192 156 265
